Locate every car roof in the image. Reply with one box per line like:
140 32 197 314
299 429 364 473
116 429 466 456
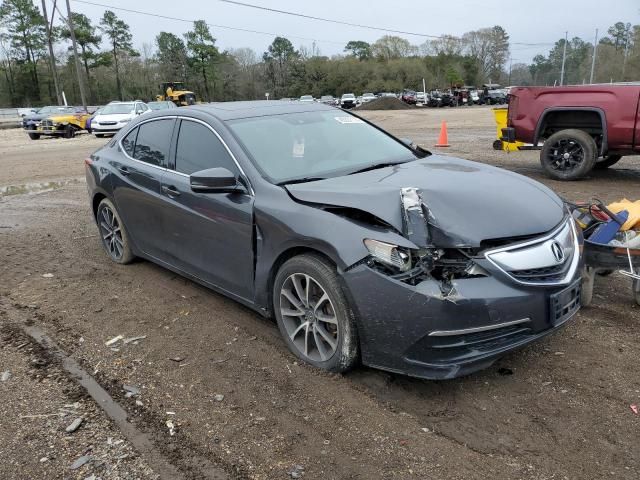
184 100 335 121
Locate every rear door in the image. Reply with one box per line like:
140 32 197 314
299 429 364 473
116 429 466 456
160 118 255 301
111 118 176 261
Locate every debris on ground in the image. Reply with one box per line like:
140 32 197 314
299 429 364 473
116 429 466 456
123 335 147 345
41 273 54 278
289 464 305 478
169 356 185 362
214 394 224 402
123 385 140 397
105 335 123 346
631 404 639 415
65 417 84 433
70 455 92 470
1 370 10 382
166 419 176 436
355 97 415 111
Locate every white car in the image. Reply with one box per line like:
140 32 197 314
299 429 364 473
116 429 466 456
361 93 376 104
340 93 357 109
416 92 427 104
299 95 315 103
92 101 150 137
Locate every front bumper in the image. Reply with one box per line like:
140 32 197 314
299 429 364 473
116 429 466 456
341 257 581 380
92 123 127 133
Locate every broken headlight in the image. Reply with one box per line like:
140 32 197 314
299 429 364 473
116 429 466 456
364 239 412 272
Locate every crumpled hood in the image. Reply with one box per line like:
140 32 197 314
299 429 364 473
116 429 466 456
285 156 565 247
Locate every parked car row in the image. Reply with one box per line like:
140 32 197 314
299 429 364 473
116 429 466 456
22 100 178 140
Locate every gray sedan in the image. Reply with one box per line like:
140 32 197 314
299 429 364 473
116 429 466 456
85 101 582 379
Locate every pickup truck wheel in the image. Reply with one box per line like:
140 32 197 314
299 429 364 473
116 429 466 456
27 131 40 140
540 129 597 180
594 154 622 170
63 125 76 139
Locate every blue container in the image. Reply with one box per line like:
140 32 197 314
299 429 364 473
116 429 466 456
589 210 629 244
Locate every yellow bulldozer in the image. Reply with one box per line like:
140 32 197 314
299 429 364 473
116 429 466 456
156 82 197 106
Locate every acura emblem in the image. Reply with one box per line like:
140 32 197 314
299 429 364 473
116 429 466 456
550 241 565 263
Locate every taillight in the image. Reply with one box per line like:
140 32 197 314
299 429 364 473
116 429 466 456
507 95 518 126
84 157 93 166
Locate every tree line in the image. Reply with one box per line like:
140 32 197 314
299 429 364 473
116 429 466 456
0 0 638 107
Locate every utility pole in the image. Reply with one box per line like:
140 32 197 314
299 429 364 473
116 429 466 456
508 57 513 85
560 31 568 86
41 0 62 105
622 28 631 81
589 28 598 84
65 0 88 109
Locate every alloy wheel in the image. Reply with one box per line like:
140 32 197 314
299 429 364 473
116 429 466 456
279 273 339 362
547 138 585 171
99 205 124 261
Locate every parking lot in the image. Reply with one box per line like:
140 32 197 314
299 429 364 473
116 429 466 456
1 105 640 479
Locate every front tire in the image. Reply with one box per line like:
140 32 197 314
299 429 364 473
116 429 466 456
540 129 597 180
64 124 76 139
27 127 40 140
96 198 134 264
594 154 622 170
273 254 359 373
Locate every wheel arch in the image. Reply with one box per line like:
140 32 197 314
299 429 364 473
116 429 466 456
91 192 107 220
534 107 607 155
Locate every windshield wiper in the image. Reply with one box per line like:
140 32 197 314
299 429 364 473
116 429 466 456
347 160 410 176
277 177 326 186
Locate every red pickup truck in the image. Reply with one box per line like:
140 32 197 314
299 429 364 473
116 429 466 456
503 85 640 180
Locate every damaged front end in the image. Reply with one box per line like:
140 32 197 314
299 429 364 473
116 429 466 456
363 187 489 298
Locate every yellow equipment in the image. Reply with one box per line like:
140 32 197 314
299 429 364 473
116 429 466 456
492 107 524 152
156 82 197 106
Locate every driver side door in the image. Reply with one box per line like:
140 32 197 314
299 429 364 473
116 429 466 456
160 118 255 302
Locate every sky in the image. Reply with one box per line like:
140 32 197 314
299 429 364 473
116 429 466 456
66 0 640 63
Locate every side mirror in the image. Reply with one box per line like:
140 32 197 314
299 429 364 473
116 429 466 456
190 167 242 193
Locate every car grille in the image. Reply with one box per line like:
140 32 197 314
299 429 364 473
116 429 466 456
41 119 53 127
99 121 117 126
510 262 571 283
485 218 579 286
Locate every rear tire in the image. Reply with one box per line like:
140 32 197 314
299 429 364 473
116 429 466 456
540 129 597 181
95 133 105 138
273 254 359 373
594 154 622 170
96 198 135 264
64 125 75 139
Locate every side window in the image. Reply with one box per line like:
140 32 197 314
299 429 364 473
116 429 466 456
121 127 138 157
133 119 174 167
175 120 238 175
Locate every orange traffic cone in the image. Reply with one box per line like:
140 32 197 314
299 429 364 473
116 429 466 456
434 121 450 147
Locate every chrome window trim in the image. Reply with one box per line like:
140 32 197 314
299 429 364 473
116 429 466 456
484 216 580 287
172 116 255 195
117 115 178 172
428 317 531 337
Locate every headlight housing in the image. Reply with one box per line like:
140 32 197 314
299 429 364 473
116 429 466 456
364 239 412 272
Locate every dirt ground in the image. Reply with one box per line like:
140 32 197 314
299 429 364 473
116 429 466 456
1 106 640 479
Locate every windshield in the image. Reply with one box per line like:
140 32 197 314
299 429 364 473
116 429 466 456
342 94 355 99
363 93 375 98
39 106 73 114
227 111 418 184
321 96 333 100
101 103 134 115
300 96 313 100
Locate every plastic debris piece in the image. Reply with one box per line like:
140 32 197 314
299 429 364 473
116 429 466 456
123 335 147 344
65 417 83 433
166 419 176 436
70 455 91 470
105 335 123 346
631 404 639 415
42 273 54 278
1 371 10 382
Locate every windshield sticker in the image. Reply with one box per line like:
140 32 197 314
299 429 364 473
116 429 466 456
292 139 305 158
334 116 364 124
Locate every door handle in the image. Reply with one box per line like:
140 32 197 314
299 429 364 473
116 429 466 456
161 185 181 197
118 166 130 176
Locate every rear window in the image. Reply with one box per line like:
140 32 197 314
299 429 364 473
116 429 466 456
131 119 174 167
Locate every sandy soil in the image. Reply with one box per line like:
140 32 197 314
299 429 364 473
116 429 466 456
1 107 639 479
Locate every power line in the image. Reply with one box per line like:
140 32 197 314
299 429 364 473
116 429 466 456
70 0 346 46
219 0 555 46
